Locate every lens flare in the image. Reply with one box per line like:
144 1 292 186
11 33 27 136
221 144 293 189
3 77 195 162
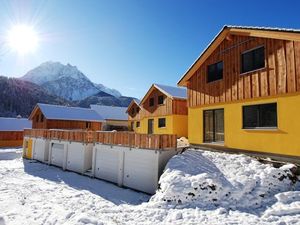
7 24 39 55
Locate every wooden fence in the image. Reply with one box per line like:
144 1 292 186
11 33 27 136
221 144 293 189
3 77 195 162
24 129 177 150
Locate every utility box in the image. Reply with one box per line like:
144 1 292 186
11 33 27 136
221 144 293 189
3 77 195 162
23 137 35 159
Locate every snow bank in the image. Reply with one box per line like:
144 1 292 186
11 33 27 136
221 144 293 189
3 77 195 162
151 149 298 210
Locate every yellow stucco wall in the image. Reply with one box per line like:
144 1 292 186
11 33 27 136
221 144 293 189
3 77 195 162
132 115 188 137
189 94 300 157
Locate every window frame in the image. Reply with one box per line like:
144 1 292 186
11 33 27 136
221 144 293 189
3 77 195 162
149 97 154 107
207 61 223 83
158 95 165 105
241 45 265 74
242 103 278 129
158 118 166 128
136 121 140 128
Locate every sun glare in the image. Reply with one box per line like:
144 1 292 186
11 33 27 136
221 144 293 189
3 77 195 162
7 24 39 55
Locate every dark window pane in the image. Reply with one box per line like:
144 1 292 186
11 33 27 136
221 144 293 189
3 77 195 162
243 103 277 128
136 121 140 127
260 103 277 127
243 105 259 128
158 95 164 104
207 61 223 83
204 110 214 142
158 118 166 128
149 97 154 107
242 46 265 73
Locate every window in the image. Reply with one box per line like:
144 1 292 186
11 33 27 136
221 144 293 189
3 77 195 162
158 95 164 105
131 121 134 130
136 121 140 127
86 122 91 129
158 118 166 128
137 107 140 113
243 103 277 129
241 46 265 73
131 107 135 115
149 97 154 107
207 61 223 83
40 114 44 122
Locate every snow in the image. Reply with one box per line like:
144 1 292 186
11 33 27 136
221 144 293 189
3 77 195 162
0 148 299 225
90 105 128 121
21 61 122 100
0 118 32 131
154 84 187 99
37 103 104 122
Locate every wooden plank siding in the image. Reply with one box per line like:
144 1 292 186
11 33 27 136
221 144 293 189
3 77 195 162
132 88 187 120
187 35 300 107
0 131 24 147
31 106 102 130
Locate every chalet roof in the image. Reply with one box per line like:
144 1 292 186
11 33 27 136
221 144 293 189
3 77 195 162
0 117 32 131
140 84 187 105
90 105 128 121
30 103 104 122
126 99 141 113
178 25 300 86
154 84 187 99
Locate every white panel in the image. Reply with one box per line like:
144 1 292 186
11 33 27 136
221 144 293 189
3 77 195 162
66 142 84 173
33 138 49 162
50 143 65 168
94 145 123 184
83 144 93 172
123 149 158 194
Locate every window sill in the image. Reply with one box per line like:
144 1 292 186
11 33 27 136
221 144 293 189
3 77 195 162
158 126 166 129
207 78 223 84
240 67 266 76
242 127 278 131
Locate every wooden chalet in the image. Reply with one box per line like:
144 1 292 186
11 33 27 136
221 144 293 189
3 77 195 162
127 99 141 131
127 84 188 137
178 25 300 159
0 117 32 147
29 103 104 130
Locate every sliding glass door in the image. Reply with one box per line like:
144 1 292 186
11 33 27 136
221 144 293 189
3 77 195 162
203 109 224 143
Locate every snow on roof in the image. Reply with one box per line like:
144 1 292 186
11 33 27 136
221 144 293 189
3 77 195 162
37 103 104 122
225 25 300 33
0 117 32 131
90 105 128 121
154 84 187 99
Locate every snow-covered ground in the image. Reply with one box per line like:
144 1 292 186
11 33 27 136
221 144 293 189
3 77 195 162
0 148 299 225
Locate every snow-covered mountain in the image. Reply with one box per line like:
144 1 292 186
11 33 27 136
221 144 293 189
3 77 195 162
21 61 121 101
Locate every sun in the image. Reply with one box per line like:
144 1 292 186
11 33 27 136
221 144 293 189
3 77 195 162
7 24 39 55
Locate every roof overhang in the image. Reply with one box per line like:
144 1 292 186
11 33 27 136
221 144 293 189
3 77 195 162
28 104 40 120
177 25 300 87
126 100 141 113
140 84 180 105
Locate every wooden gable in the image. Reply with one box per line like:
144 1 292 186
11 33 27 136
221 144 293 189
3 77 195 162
127 100 141 120
180 27 300 107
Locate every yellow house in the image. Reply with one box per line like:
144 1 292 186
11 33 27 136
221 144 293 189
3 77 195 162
178 25 300 160
127 84 188 137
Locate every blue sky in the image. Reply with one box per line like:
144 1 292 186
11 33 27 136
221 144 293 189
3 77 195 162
0 0 299 98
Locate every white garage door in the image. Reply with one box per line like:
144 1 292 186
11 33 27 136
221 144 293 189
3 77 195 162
123 149 158 194
66 143 84 173
51 143 65 168
94 146 122 184
33 139 49 162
